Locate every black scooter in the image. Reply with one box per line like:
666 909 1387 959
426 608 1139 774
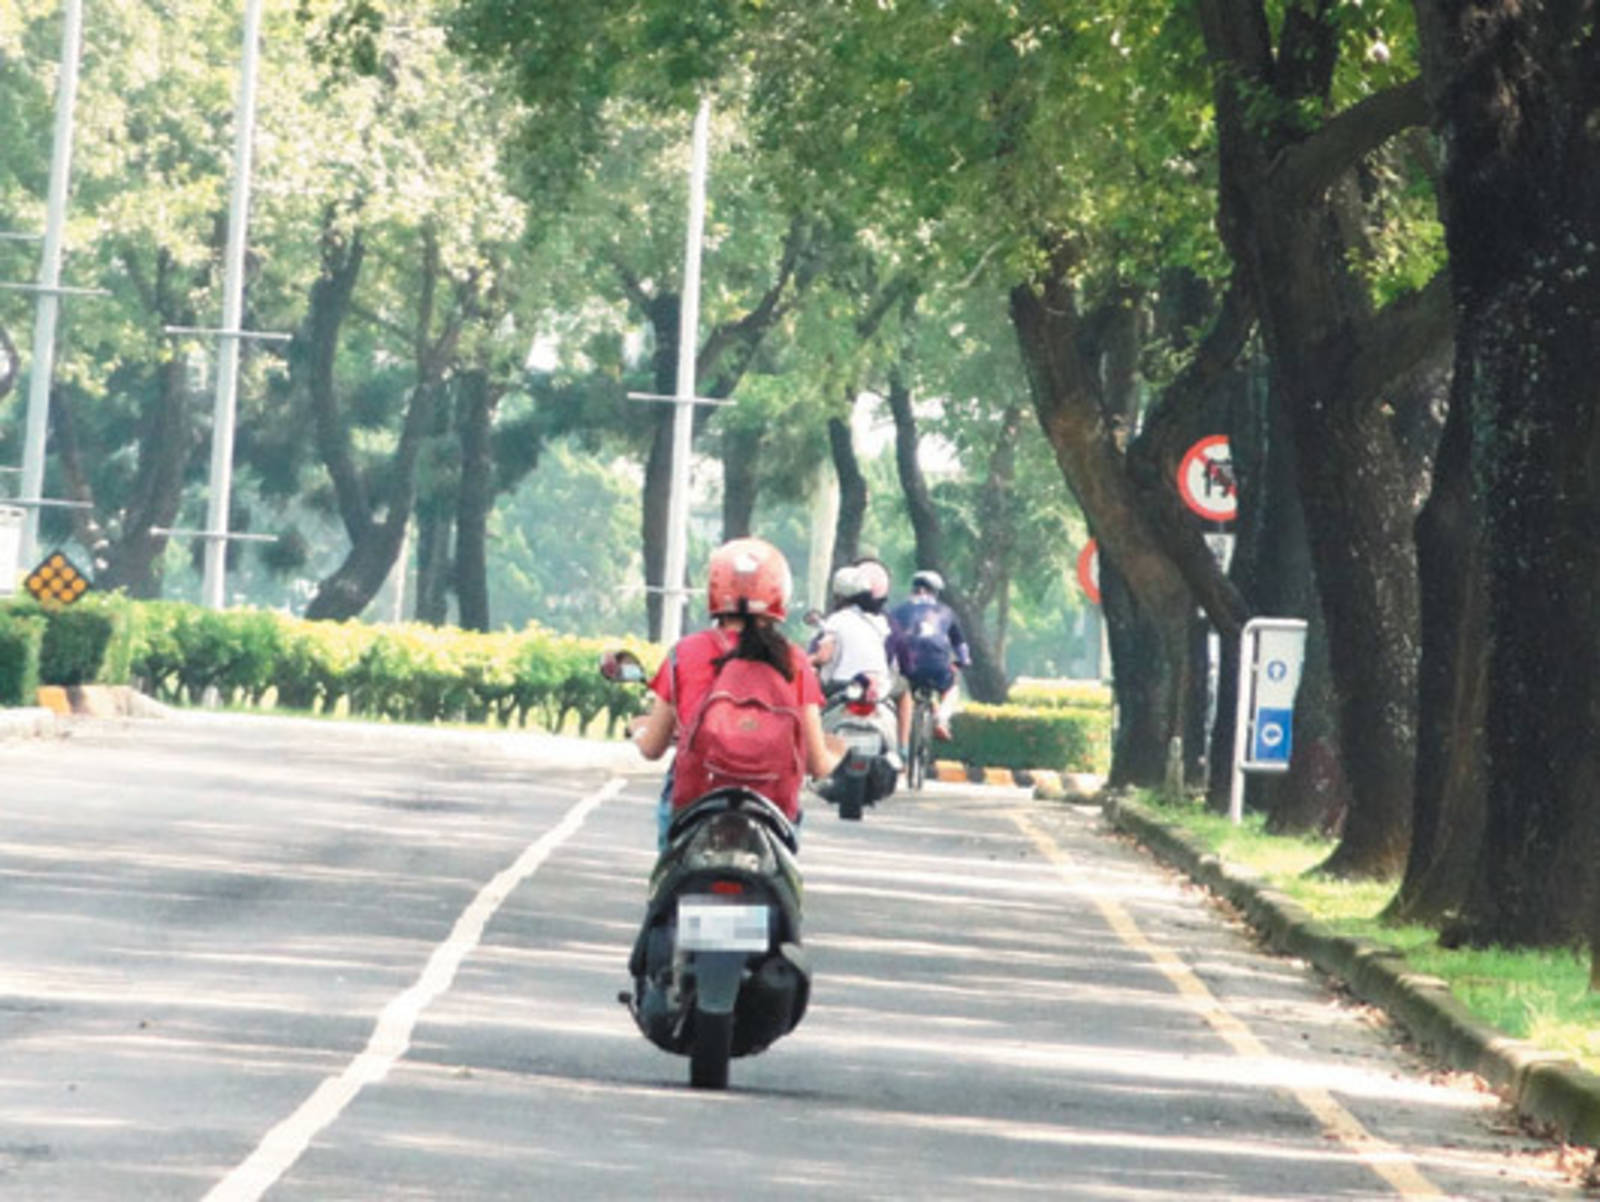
621 788 811 1089
601 650 811 1090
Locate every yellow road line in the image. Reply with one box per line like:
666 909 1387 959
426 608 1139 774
1011 811 1442 1199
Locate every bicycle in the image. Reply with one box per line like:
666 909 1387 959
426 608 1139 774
905 684 940 791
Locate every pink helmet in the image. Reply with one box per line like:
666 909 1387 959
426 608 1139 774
853 557 890 603
706 538 792 620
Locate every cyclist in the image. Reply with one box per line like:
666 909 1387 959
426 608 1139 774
632 538 842 848
888 569 970 758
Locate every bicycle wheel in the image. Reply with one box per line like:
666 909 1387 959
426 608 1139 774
908 696 934 791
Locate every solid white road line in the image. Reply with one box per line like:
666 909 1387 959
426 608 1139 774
204 776 627 1202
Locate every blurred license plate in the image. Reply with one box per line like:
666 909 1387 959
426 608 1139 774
678 899 770 951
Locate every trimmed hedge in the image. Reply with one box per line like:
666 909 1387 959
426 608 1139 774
947 701 1109 774
0 611 45 706
0 593 660 736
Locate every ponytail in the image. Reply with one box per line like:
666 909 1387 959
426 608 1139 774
714 610 795 681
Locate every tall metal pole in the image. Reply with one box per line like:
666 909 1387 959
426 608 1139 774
201 0 265 611
18 0 85 571
659 96 712 647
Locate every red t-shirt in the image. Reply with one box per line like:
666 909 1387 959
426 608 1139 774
649 626 823 814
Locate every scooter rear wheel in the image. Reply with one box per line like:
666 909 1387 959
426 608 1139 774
689 1009 733 1089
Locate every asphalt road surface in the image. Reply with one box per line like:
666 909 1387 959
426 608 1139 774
0 713 1580 1200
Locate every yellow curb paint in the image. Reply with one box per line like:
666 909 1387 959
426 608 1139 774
1010 810 1443 1200
35 685 71 715
933 761 967 783
983 767 1015 787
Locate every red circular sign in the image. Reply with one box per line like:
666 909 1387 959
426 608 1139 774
1177 435 1237 523
1076 540 1100 606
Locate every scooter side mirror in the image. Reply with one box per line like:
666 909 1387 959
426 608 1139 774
599 649 647 684
802 608 823 628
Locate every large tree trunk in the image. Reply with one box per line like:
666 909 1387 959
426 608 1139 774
884 370 1008 703
453 369 497 632
1413 0 1600 948
413 397 457 627
1388 362 1486 924
303 225 454 622
1197 2 1451 877
721 424 760 541
826 413 866 568
1009 256 1196 780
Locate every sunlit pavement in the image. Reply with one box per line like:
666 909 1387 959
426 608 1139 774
0 713 1579 1199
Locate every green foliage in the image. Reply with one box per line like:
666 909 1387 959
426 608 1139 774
0 611 44 705
8 602 117 687
946 701 1107 774
114 598 656 733
1009 679 1113 708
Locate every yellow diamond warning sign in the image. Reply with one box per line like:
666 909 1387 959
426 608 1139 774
24 551 92 607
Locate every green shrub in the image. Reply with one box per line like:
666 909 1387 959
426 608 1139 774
0 612 45 706
946 702 1103 773
35 604 116 686
1009 678 1113 710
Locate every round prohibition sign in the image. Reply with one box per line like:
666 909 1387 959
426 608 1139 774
1177 434 1237 523
1076 540 1101 606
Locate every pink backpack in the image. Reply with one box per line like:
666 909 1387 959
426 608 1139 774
672 654 806 816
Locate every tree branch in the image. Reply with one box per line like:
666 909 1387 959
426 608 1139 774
1277 78 1430 203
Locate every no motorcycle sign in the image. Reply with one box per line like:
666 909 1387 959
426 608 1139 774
1177 435 1237 523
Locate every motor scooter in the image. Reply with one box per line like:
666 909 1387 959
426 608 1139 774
601 650 812 1090
816 674 899 821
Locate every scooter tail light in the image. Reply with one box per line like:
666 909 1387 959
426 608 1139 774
846 700 877 716
709 880 744 896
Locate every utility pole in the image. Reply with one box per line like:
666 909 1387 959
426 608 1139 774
165 0 288 609
14 0 86 571
627 96 726 646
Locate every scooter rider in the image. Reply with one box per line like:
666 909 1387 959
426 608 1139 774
809 558 896 701
888 569 970 755
809 559 902 767
632 538 842 848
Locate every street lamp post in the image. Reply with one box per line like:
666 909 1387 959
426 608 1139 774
627 97 724 646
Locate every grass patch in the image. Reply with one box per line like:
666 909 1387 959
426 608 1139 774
1134 792 1600 1076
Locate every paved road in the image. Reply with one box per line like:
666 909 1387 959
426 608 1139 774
0 714 1578 1199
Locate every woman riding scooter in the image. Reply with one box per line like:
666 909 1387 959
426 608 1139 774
631 538 842 840
809 558 900 773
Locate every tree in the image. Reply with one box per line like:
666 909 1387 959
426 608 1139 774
1397 2 1600 952
1195 0 1452 875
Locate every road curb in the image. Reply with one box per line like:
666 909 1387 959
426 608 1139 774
1103 792 1600 1147
0 707 59 742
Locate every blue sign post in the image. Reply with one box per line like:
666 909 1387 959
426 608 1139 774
1229 617 1308 823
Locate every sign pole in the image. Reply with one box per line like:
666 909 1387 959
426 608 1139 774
17 0 86 571
1229 616 1307 824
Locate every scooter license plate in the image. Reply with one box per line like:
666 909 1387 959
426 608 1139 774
677 898 770 952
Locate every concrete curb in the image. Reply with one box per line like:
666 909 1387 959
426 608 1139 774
0 706 59 742
1104 792 1600 1147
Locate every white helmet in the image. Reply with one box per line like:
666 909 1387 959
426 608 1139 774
913 569 944 595
831 564 865 601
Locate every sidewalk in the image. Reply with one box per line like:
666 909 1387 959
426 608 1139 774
1103 791 1600 1147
